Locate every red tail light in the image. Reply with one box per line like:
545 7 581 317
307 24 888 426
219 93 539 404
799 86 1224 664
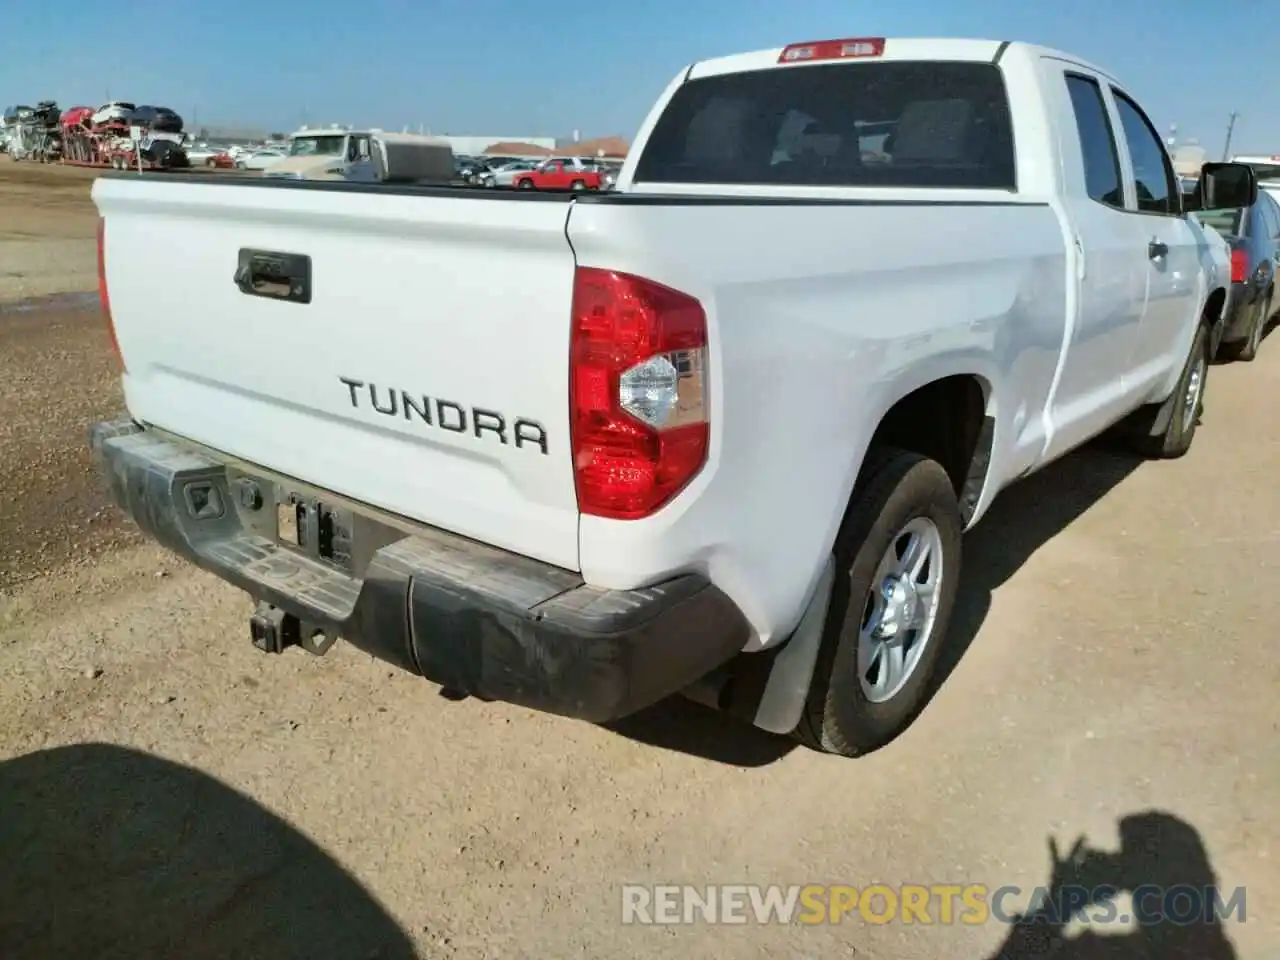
97 217 124 370
779 37 885 64
569 267 710 520
1231 248 1248 284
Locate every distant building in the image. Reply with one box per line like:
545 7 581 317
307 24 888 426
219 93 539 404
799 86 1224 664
1227 153 1280 182
197 124 270 142
559 135 629 158
484 135 629 159
432 135 556 155
1171 143 1208 178
482 141 555 157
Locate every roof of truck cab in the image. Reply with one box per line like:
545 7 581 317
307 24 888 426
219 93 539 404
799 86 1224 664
1013 43 1121 84
685 37 1118 85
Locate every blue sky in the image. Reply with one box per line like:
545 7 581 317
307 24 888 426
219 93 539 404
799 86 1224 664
0 0 1266 150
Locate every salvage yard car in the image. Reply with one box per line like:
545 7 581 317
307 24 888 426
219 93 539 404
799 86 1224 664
1195 189 1280 361
511 157 605 190
90 37 1253 757
475 159 541 187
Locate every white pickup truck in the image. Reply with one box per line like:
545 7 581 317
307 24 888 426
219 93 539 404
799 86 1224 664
90 37 1255 758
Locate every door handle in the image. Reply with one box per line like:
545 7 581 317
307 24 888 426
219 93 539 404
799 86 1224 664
234 248 312 304
1148 240 1169 260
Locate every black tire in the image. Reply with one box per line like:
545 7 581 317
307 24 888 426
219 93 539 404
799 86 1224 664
570 179 585 191
792 447 963 757
1128 321 1209 459
518 179 534 190
1234 290 1271 362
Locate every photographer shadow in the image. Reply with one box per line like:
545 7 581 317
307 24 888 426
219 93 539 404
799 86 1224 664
988 810 1238 959
0 742 417 960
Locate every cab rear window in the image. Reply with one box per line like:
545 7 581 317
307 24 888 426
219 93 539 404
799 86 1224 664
633 61 1016 190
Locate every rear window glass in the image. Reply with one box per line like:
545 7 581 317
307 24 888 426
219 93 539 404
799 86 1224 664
633 61 1016 189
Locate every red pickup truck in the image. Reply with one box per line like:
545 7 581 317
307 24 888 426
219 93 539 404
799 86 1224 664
512 159 604 191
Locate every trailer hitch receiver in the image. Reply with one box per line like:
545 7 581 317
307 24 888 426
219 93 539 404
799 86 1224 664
250 603 300 654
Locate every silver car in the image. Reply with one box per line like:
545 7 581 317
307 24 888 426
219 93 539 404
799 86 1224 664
477 160 542 188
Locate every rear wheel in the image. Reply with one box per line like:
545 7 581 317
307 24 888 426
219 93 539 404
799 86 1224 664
570 179 585 191
1128 321 1210 459
792 448 963 757
519 179 534 190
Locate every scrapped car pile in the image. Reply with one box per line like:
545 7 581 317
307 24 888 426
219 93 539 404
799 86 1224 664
1 101 61 161
2 100 189 168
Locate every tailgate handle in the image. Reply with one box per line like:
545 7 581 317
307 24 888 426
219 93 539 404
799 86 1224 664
234 249 312 304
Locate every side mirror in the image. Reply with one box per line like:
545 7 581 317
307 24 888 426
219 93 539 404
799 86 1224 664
1190 162 1258 211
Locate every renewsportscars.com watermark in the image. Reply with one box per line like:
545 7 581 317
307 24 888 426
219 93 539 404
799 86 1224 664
620 884 1247 926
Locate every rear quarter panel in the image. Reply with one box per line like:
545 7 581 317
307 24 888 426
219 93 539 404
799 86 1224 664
568 196 1068 648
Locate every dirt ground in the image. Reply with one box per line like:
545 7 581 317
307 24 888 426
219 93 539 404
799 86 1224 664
0 163 100 302
0 160 1277 959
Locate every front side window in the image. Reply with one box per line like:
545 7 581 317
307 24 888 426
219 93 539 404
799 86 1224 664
289 135 346 157
1111 90 1178 215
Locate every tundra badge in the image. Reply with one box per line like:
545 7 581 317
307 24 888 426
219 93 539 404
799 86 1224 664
339 376 548 455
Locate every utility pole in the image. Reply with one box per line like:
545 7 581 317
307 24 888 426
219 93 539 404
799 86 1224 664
1222 111 1238 161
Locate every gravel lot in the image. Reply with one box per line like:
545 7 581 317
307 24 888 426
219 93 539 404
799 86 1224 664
0 160 1276 959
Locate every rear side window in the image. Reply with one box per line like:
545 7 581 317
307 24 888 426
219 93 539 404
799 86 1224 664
633 61 1016 189
1064 74 1123 208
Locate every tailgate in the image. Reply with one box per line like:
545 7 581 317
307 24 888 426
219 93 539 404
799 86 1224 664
94 177 581 570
